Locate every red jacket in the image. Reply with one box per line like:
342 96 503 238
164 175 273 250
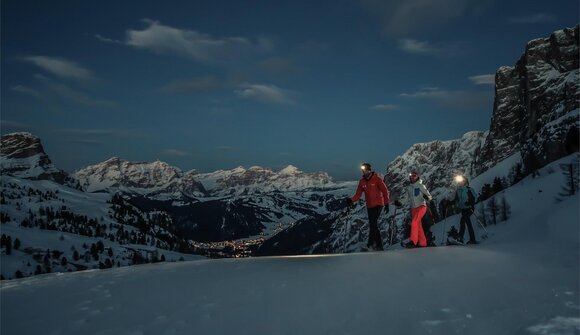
351 172 390 208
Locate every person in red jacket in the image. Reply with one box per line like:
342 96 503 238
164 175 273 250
346 163 390 251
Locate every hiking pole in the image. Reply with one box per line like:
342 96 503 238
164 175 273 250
342 208 351 253
389 206 397 247
472 212 489 239
440 207 448 245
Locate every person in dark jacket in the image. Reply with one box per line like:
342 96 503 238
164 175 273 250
346 163 390 251
454 175 478 244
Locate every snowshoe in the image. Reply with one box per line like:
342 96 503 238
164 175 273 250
446 237 464 246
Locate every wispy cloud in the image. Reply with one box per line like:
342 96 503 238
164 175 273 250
235 83 293 104
161 76 222 93
371 104 400 112
361 0 491 37
507 13 557 24
95 34 123 44
397 39 439 54
21 56 93 81
162 149 191 157
11 85 42 98
34 74 116 108
400 87 492 110
119 19 273 66
469 74 495 85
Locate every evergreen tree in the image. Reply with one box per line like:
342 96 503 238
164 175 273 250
479 183 493 202
15 270 24 279
13 238 21 250
35 265 43 275
61 257 68 266
478 203 487 227
500 196 511 222
487 197 499 225
6 236 12 255
73 250 80 261
559 156 580 197
492 177 504 194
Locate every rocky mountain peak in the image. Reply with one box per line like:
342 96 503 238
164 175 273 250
0 132 66 183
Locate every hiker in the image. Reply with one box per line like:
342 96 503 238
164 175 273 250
454 175 478 244
346 163 390 251
395 169 432 248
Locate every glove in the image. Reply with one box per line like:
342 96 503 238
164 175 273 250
345 198 353 207
394 200 402 207
384 204 390 214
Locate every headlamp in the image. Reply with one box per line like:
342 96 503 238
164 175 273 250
454 175 465 183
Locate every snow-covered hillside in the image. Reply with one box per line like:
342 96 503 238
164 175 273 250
2 155 578 335
0 176 204 280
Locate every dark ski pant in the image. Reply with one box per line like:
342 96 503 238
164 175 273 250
459 209 476 242
367 206 384 250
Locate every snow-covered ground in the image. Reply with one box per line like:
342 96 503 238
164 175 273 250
1 155 579 335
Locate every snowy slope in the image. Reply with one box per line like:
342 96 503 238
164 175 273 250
1 155 578 335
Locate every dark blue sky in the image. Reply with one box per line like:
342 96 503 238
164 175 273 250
2 0 578 180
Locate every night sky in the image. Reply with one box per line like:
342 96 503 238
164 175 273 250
1 0 578 180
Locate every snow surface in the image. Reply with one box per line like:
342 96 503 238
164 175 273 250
1 155 579 335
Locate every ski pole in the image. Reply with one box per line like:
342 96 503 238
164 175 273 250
472 212 489 239
389 206 397 247
440 207 448 245
342 208 351 253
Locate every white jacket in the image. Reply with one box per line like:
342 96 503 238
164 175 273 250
406 179 432 208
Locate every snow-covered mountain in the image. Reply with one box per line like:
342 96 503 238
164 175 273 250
195 164 334 197
0 133 66 183
72 157 207 199
383 25 579 204
478 25 579 173
384 131 487 201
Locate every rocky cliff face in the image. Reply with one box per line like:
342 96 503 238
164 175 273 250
478 25 579 173
384 131 487 201
0 133 66 183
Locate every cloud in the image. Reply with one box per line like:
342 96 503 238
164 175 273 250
11 85 42 98
507 13 557 24
235 83 293 104
371 104 400 112
123 19 273 65
400 87 492 110
34 75 116 108
21 56 93 81
95 34 123 44
162 149 191 157
397 39 439 54
469 74 495 85
361 0 491 37
161 76 222 93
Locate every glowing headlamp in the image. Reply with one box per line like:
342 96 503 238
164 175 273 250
454 175 465 183
361 165 368 171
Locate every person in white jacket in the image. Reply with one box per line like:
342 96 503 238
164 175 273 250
396 170 433 248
